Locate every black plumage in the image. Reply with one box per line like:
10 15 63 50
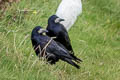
31 26 82 69
46 15 74 54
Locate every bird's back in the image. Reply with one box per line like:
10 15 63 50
47 23 66 37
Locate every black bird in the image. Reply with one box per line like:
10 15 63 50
46 15 74 54
31 26 82 69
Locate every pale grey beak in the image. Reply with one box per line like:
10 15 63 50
55 18 65 23
38 29 48 33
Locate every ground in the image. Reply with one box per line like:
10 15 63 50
0 0 120 80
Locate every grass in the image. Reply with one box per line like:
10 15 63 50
0 0 120 80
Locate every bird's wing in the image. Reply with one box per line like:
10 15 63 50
47 41 73 59
63 32 74 54
56 41 82 63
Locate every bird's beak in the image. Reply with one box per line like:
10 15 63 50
55 18 65 23
42 29 48 33
38 29 48 33
59 18 65 21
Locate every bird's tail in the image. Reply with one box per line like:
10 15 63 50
62 58 80 69
70 54 83 63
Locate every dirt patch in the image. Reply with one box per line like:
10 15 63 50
0 0 20 11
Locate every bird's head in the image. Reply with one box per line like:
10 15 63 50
32 26 48 35
48 15 65 24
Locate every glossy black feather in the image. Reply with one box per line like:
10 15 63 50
46 15 74 54
31 26 82 69
56 41 82 62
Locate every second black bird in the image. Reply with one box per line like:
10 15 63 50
46 15 75 54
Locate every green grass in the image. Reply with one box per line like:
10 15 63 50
0 0 120 80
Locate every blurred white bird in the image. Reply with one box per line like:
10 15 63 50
56 0 82 31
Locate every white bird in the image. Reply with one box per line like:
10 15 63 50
56 0 82 31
